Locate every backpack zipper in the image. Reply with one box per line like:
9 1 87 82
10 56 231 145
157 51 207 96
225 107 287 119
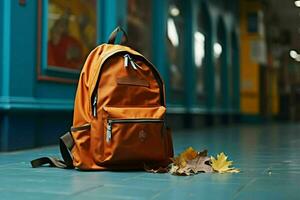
124 54 129 67
92 93 98 117
91 50 165 118
123 54 142 70
106 118 164 143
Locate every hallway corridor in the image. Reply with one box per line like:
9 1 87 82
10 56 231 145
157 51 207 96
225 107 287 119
0 124 299 199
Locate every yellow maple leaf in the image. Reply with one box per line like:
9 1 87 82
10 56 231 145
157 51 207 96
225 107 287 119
211 152 240 173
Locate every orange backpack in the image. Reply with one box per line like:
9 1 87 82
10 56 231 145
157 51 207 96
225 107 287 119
31 27 174 170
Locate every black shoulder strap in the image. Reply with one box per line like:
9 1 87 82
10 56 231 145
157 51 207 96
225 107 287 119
31 132 75 169
108 26 128 45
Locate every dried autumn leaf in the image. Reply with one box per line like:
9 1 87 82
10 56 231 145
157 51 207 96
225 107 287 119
170 148 212 176
198 149 208 157
172 147 198 168
186 156 213 173
211 152 240 173
144 164 169 173
145 167 169 173
170 165 191 176
180 147 198 160
169 165 179 174
170 156 213 176
226 168 240 173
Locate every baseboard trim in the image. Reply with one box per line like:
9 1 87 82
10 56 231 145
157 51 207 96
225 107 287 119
0 96 73 111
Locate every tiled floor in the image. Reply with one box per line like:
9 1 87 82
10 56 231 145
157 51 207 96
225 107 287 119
0 123 300 200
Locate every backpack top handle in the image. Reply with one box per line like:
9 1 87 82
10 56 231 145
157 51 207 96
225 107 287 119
108 26 128 45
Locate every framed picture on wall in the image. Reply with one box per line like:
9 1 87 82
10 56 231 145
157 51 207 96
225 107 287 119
37 0 98 83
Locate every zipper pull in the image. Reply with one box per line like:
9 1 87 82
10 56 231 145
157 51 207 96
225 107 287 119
92 94 97 117
124 54 129 68
130 60 138 70
125 54 143 70
129 55 143 70
106 120 112 143
126 54 137 70
134 61 143 70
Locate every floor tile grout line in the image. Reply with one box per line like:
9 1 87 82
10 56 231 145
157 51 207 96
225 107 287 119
150 186 173 200
150 175 197 200
232 178 258 200
65 184 105 197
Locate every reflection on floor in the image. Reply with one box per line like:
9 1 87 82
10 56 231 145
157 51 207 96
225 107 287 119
0 123 300 199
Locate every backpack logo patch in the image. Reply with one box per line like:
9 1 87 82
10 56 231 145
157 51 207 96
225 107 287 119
138 130 147 142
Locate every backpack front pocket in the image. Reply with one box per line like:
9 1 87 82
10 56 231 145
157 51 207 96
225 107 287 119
102 106 167 165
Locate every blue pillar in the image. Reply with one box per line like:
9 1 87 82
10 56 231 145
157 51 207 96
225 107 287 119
0 1 2 97
153 0 169 102
232 31 241 112
221 26 229 111
1 0 11 98
99 0 118 43
183 0 196 111
201 3 215 112
0 0 11 151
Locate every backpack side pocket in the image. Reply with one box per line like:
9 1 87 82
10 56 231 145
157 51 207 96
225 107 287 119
71 123 92 170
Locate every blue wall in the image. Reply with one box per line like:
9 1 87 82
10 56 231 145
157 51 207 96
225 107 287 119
8 1 77 100
0 1 3 97
0 0 126 151
0 1 75 151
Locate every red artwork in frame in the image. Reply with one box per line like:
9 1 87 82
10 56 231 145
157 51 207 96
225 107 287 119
36 0 97 84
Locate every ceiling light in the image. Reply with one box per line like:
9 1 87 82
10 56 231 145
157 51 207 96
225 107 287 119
295 0 300 7
213 43 222 58
194 31 205 67
170 5 180 17
290 50 298 59
167 18 179 47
